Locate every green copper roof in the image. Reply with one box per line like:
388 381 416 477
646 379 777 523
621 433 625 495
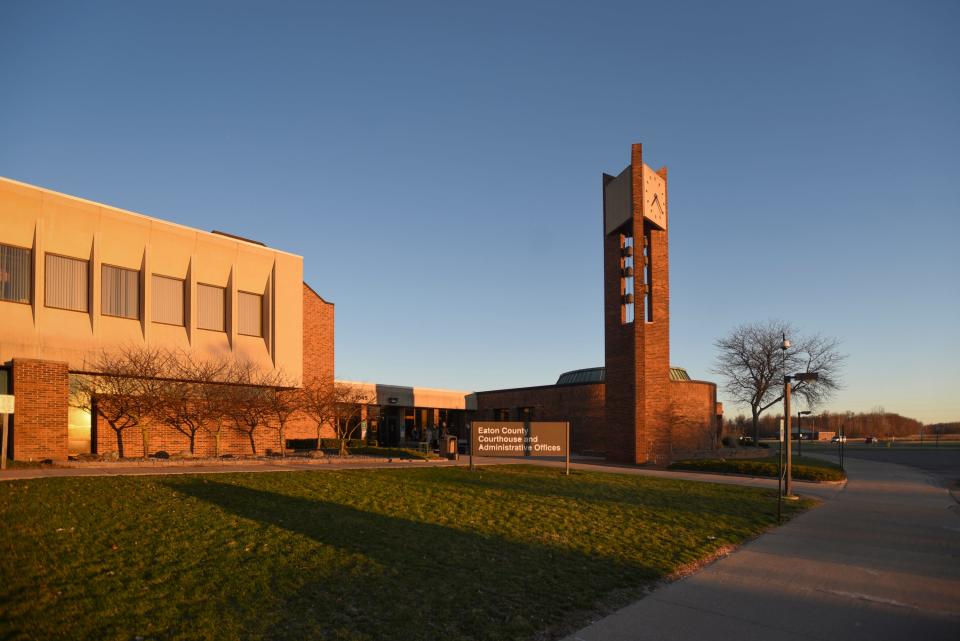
556 366 691 385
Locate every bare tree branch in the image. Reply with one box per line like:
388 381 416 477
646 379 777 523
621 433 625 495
713 320 846 442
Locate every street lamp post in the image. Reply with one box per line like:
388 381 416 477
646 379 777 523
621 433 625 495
797 410 811 457
779 334 791 518
784 371 819 498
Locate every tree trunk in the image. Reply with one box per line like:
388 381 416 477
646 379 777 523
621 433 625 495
215 429 222 458
248 430 257 456
279 424 286 458
752 410 761 444
114 426 125 459
189 432 196 455
141 425 150 458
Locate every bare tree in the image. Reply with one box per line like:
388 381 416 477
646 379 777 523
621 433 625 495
71 345 166 458
152 350 230 455
713 320 845 443
260 370 302 458
226 361 273 456
301 382 336 449
193 357 238 457
301 381 369 457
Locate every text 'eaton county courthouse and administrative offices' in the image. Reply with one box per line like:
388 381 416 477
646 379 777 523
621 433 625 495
0 144 720 464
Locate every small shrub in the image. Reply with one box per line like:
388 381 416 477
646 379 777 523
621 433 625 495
351 446 436 460
669 457 845 482
720 435 734 447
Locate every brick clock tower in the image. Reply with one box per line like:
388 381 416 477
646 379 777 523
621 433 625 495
603 144 671 464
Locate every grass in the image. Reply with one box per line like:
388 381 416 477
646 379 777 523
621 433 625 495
0 465 811 641
669 455 846 482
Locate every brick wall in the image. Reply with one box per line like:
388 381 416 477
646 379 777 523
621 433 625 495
640 161 672 465
474 383 606 454
93 413 321 458
669 379 719 455
603 171 639 464
11 359 69 461
302 283 334 387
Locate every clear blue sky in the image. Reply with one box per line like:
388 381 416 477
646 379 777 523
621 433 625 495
2 1 958 423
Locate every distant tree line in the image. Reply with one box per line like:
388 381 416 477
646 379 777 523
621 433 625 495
72 345 369 459
724 408 948 439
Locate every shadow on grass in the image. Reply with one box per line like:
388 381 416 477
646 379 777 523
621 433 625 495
165 477 658 641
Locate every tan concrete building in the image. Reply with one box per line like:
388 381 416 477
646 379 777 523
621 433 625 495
0 176 329 461
0 176 304 378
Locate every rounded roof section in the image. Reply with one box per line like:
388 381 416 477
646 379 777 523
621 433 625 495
556 368 605 385
556 366 692 385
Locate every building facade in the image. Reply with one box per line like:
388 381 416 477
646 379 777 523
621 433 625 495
0 176 334 460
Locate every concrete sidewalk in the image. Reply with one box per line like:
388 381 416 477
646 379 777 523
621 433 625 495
562 456 960 641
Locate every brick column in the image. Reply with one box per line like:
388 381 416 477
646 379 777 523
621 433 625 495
11 358 69 461
603 144 671 465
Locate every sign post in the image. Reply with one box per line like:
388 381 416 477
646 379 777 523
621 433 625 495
0 395 14 471
468 422 474 472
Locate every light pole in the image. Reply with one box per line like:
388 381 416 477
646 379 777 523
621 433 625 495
778 334 790 521
784 371 819 498
797 410 811 457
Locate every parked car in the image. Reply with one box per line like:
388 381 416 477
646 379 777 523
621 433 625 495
864 436 876 444
831 435 848 443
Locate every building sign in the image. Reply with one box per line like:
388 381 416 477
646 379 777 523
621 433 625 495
471 421 568 457
0 394 14 414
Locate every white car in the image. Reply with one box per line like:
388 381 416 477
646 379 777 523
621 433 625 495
831 435 847 443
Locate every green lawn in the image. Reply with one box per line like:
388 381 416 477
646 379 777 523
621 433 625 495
0 465 811 641
669 455 846 482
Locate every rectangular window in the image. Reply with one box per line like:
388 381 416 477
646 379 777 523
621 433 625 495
152 275 184 326
45 253 89 312
620 234 635 324
238 291 263 337
101 264 140 319
0 243 32 304
197 283 226 331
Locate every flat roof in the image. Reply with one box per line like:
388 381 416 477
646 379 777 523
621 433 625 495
0 175 303 259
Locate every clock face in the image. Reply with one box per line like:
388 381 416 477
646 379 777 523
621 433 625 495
641 165 666 230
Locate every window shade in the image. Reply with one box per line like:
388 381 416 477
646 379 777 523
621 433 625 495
238 291 263 336
101 265 140 319
197 283 225 331
152 275 184 326
0 244 31 304
45 254 89 312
